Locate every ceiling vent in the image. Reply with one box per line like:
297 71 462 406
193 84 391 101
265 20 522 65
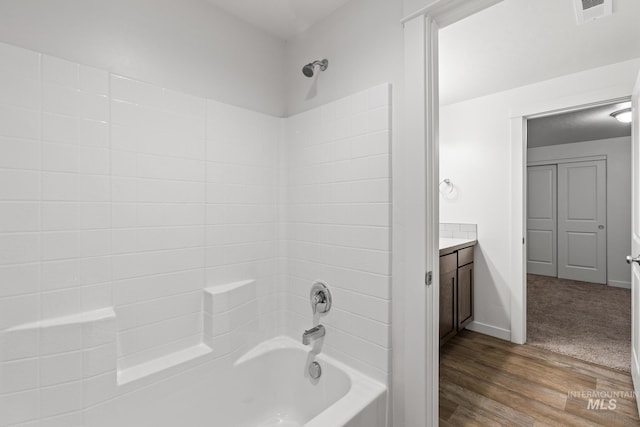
573 0 612 24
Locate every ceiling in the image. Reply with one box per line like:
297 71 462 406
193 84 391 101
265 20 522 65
439 0 640 106
527 101 632 148
205 0 352 40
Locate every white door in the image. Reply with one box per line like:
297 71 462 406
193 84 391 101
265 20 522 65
557 160 607 284
629 70 640 409
527 165 557 276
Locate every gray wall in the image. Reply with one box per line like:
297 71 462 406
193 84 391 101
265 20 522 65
0 0 286 116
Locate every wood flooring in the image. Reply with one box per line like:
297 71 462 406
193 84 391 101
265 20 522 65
439 330 640 426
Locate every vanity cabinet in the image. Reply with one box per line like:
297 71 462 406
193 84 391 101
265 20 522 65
439 244 474 346
439 253 458 345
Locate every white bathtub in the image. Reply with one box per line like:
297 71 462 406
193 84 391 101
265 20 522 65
97 336 387 427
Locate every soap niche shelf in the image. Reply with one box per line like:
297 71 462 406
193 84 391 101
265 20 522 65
116 279 258 386
3 279 260 390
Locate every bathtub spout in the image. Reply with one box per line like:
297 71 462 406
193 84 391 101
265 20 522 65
302 325 325 345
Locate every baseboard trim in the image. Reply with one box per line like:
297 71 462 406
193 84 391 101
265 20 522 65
465 321 511 341
632 348 640 416
608 280 631 289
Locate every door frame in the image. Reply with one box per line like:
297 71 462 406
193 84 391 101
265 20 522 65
401 0 633 424
510 95 631 345
398 1 503 425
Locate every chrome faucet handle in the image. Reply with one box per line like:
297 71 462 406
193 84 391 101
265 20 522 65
312 292 325 314
310 282 331 315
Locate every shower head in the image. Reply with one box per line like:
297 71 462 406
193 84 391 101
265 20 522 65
302 59 328 78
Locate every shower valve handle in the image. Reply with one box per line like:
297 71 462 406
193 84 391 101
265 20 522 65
310 282 332 315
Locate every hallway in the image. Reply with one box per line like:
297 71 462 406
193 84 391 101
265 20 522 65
527 274 631 371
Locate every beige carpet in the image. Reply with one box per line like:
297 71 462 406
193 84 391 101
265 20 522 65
527 274 631 372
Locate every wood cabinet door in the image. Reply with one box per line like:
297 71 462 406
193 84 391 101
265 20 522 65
439 269 457 345
457 263 474 329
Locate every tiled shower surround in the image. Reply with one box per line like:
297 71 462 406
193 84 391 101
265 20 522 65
0 41 391 425
283 87 392 382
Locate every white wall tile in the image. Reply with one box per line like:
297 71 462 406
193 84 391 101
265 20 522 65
83 372 117 407
78 119 108 148
80 283 112 312
41 231 78 261
0 264 39 298
0 293 39 330
43 84 79 116
77 204 110 230
0 202 39 232
283 86 392 379
0 74 40 110
42 172 77 201
111 75 163 107
41 260 79 291
0 170 39 201
40 381 83 418
0 328 39 362
42 112 77 144
0 105 40 140
0 358 39 394
41 288 81 319
0 137 40 170
42 142 78 173
0 388 39 425
42 55 79 89
40 351 83 386
41 411 83 427
78 147 109 175
80 66 109 96
78 175 109 202
40 323 84 355
0 234 40 265
78 91 109 122
83 344 116 378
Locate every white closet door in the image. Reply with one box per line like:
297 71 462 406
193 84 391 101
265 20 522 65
558 160 607 284
527 165 557 276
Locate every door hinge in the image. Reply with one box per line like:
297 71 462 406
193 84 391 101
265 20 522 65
426 271 433 286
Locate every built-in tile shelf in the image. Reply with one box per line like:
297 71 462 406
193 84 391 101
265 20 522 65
2 280 260 391
117 343 212 386
118 279 259 385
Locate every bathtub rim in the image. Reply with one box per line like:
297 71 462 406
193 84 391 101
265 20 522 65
235 335 387 427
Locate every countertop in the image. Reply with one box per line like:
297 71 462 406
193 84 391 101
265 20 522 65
439 238 477 255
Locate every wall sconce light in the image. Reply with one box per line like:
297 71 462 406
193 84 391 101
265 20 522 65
610 108 632 124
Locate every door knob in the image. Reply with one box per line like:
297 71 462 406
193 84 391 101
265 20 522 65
626 255 640 265
598 225 605 229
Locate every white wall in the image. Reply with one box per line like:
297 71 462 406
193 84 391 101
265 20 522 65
440 58 640 339
284 0 403 116
0 0 286 117
528 137 632 288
